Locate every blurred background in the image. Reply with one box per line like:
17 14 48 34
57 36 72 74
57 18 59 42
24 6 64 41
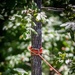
0 0 75 75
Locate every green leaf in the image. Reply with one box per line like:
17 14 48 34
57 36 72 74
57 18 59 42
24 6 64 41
29 28 37 34
0 15 4 20
13 68 28 74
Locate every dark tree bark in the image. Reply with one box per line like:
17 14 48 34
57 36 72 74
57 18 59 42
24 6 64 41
49 71 55 75
31 0 42 75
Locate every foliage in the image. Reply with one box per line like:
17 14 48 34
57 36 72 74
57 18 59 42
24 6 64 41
60 22 75 41
42 13 75 75
0 0 75 75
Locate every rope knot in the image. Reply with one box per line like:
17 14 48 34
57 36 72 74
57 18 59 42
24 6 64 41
28 46 42 55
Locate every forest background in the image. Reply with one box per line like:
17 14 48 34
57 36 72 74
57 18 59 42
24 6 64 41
0 0 75 75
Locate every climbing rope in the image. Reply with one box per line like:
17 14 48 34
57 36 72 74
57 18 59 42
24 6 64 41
28 46 62 75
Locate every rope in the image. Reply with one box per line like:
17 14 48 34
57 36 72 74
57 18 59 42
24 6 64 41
29 46 42 55
28 46 62 75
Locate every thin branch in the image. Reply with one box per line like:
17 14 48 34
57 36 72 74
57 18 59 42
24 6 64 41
14 6 75 12
42 7 64 12
42 6 75 12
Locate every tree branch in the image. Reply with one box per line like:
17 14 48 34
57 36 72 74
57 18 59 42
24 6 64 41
42 7 64 12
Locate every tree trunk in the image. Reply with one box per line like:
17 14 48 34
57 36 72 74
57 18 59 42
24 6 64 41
31 0 42 75
49 71 55 75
